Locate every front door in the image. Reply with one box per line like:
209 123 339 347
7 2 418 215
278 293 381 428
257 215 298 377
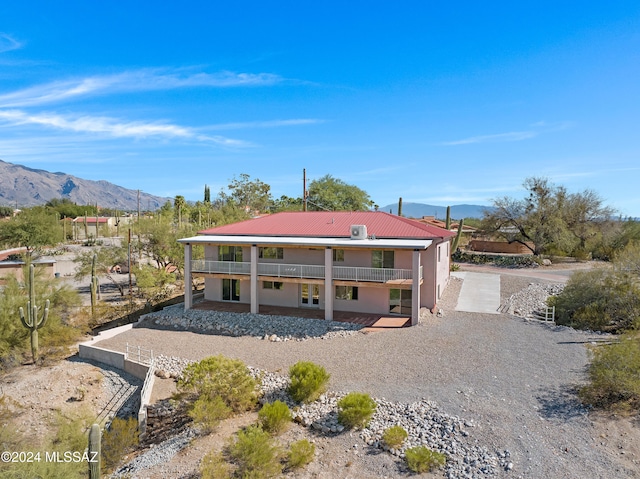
300 283 320 307
222 279 240 301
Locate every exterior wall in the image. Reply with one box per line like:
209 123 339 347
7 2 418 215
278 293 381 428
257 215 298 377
421 244 438 309
435 240 451 302
469 240 534 255
259 281 300 308
0 262 55 282
333 286 390 314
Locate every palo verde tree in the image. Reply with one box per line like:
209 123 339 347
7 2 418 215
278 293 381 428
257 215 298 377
307 174 374 211
224 173 273 213
0 206 62 260
74 245 129 296
482 177 614 256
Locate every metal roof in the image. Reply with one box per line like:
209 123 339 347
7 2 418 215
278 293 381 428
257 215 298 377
197 211 455 239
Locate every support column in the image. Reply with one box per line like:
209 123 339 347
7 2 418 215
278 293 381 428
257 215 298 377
411 249 421 326
184 244 192 311
250 245 258 314
324 247 333 321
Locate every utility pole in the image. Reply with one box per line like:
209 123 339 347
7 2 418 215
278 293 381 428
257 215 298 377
303 168 308 212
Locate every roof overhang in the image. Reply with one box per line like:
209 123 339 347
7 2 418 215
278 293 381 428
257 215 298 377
178 235 433 250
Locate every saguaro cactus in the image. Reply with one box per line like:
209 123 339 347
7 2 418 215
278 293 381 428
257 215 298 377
90 254 99 316
19 264 49 363
451 218 464 253
445 205 451 230
88 423 101 479
397 197 403 217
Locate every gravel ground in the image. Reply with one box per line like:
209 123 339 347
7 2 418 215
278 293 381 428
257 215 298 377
94 273 633 479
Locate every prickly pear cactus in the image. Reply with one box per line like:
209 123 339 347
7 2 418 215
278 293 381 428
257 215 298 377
19 264 49 364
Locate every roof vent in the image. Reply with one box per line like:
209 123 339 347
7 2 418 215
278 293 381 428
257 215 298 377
350 224 367 240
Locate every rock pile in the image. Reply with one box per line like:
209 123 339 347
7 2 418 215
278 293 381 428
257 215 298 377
143 308 363 341
501 282 565 319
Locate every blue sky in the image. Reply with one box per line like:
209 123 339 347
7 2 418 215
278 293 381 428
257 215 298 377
1 2 639 216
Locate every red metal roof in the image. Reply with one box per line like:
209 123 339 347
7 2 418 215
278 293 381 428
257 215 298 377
199 211 455 239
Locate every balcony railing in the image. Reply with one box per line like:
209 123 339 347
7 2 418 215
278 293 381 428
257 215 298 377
191 260 421 283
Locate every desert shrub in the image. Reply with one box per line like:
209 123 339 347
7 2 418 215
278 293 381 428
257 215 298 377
102 416 139 472
227 425 282 479
200 450 232 479
287 439 315 470
549 269 640 332
51 408 95 452
337 392 376 429
382 425 408 449
189 396 232 433
404 445 447 473
178 355 259 413
580 334 640 410
258 400 292 435
288 361 330 403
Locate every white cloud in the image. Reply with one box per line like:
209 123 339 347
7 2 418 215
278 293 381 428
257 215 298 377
0 33 22 53
0 68 284 107
205 118 323 131
0 109 250 146
442 130 537 146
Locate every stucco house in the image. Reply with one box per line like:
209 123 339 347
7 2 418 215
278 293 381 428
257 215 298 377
178 211 455 326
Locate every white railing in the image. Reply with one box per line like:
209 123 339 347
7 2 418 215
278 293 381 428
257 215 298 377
191 260 419 283
258 263 325 279
191 259 251 275
125 343 154 366
333 266 415 282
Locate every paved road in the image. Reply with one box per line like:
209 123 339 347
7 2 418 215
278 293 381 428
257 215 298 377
451 271 501 314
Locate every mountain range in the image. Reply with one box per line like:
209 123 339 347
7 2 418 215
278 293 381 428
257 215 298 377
379 202 491 219
0 160 169 211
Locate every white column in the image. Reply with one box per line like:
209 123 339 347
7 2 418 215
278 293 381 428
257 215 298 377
184 244 192 311
250 245 258 314
411 249 421 326
324 247 333 321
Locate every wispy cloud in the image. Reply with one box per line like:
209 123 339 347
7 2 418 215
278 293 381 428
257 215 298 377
442 130 538 146
0 109 250 146
0 68 285 107
0 33 22 53
205 118 323 131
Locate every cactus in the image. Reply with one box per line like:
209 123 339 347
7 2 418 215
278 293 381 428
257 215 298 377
19 264 49 364
90 254 99 316
397 197 403 217
445 206 451 230
88 423 101 479
451 218 464 253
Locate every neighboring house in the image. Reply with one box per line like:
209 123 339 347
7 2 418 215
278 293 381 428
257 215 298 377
71 216 132 239
0 248 56 284
178 211 455 326
416 216 477 234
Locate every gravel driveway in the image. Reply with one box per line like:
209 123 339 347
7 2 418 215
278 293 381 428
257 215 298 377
94 272 632 478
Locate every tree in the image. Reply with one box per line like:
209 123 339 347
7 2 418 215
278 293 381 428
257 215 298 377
173 195 187 226
306 175 373 211
482 177 613 256
226 173 273 213
74 245 129 296
45 198 97 219
0 207 62 260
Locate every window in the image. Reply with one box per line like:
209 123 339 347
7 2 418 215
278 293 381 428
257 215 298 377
335 286 358 300
259 247 284 259
222 279 240 301
263 281 284 290
219 245 242 262
389 288 411 314
372 250 394 268
333 249 344 262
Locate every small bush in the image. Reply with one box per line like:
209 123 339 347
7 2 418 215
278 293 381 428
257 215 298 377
337 392 376 429
178 355 259 413
102 416 139 472
580 334 640 410
200 450 232 479
404 445 447 473
227 425 282 479
190 396 232 433
288 361 330 403
258 400 292 435
382 425 408 449
287 439 315 470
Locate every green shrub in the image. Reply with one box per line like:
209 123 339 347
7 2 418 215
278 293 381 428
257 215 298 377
189 396 232 433
549 269 640 332
258 400 292 435
580 334 640 410
102 416 139 473
288 361 330 403
200 450 232 479
178 355 259 413
337 392 376 429
404 445 447 473
227 425 282 479
382 425 408 449
287 439 315 470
